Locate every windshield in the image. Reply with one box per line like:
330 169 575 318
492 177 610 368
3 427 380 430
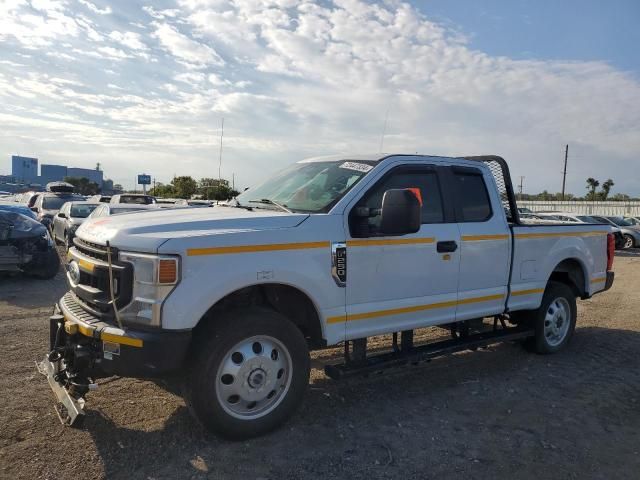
576 215 598 223
235 160 377 213
42 195 82 210
608 216 632 227
118 195 156 204
70 204 98 218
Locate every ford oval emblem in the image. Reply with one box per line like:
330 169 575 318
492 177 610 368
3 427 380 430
67 260 81 285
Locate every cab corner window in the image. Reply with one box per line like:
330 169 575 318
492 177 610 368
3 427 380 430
453 173 492 222
350 168 444 237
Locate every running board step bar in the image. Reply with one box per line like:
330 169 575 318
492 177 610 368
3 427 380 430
324 327 534 380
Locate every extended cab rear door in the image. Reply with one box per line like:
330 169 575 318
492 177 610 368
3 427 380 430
445 165 511 321
342 160 460 340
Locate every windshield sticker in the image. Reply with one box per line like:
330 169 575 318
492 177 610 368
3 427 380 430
339 162 373 173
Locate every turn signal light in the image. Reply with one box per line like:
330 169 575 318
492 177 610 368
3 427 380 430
158 259 178 284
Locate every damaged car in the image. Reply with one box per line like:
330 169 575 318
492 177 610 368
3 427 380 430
0 210 60 279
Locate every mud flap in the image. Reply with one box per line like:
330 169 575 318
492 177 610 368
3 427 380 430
36 358 86 427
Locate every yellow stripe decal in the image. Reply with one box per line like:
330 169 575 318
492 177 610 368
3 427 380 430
327 294 504 324
515 231 605 239
187 241 330 256
77 258 95 272
511 288 545 296
591 277 606 284
462 234 509 241
101 332 143 348
347 237 435 247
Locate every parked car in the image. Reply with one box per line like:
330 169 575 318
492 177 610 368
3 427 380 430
41 153 615 437
87 195 112 203
51 202 99 249
110 194 157 205
31 191 85 229
591 216 640 249
0 210 60 278
0 203 38 220
178 199 213 207
86 203 157 219
624 216 640 226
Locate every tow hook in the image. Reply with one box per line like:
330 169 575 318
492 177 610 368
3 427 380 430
37 313 97 427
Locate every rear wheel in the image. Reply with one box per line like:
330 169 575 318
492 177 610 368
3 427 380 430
523 281 577 354
185 308 310 439
623 234 634 249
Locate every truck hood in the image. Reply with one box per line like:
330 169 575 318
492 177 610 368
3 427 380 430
76 206 309 252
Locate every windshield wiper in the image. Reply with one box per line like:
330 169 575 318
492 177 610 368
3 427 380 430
248 198 292 213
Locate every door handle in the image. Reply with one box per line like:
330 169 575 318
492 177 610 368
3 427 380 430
436 240 458 253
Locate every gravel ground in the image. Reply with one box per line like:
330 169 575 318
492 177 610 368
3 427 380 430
1 250 639 479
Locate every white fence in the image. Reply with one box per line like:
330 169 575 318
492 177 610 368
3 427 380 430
519 201 640 217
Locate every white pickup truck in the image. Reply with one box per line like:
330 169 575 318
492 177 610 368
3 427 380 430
40 154 614 439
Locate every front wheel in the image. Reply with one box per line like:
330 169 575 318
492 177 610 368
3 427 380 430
623 234 634 249
524 281 577 354
185 308 310 439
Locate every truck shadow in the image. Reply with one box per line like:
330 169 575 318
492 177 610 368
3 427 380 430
84 326 640 479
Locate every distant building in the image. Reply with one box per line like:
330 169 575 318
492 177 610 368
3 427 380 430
0 174 16 183
67 167 103 186
102 178 114 193
11 155 38 183
40 164 68 184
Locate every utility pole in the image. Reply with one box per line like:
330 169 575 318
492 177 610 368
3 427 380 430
518 176 525 200
232 172 235 191
561 144 568 201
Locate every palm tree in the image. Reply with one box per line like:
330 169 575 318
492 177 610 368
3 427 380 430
600 179 614 200
586 178 600 201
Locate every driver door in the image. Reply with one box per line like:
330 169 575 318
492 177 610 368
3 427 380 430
343 163 461 340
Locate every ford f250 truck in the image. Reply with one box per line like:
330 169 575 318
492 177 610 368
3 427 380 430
39 154 615 439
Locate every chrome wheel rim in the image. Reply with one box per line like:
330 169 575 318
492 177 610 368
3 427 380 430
624 236 633 249
215 335 292 420
544 297 571 347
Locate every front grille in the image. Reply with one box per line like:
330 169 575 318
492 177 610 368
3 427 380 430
68 242 133 320
73 237 118 262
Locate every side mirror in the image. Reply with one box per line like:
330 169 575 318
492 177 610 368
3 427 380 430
30 207 38 212
379 189 421 235
58 212 66 218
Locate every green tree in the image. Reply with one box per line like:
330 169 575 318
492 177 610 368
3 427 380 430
586 177 599 201
63 176 100 195
171 176 197 199
600 179 614 200
149 182 175 198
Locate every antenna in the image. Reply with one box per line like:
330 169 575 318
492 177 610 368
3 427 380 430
379 108 389 153
218 117 224 188
561 144 568 201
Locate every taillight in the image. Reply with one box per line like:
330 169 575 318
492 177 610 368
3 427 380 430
606 233 615 271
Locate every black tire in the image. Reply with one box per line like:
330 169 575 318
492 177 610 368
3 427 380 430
623 234 634 249
185 308 310 440
523 281 577 354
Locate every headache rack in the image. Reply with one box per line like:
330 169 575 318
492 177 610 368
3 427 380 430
463 155 521 225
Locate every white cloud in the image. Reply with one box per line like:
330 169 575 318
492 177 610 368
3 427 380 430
151 22 225 67
108 31 148 51
78 0 112 15
0 0 638 194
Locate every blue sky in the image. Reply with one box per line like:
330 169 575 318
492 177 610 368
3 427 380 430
1 0 639 195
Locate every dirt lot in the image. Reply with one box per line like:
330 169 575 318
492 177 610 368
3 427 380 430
1 251 639 480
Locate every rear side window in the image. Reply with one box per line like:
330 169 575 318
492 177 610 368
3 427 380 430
453 173 492 222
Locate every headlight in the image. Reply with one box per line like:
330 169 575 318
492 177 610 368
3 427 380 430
117 252 180 327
